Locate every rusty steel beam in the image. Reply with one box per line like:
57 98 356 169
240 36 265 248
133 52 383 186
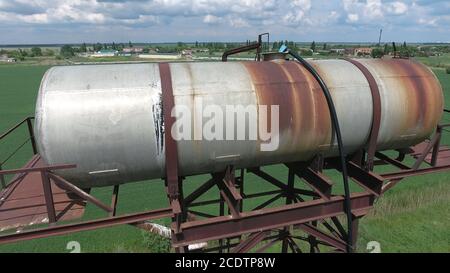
375 152 410 170
286 237 302 253
49 173 112 213
295 223 347 252
290 165 333 200
252 193 283 211
332 160 384 196
255 237 280 253
0 117 33 141
110 185 120 217
248 167 318 197
222 43 260 62
412 133 440 170
0 207 173 245
26 117 38 155
232 231 268 253
382 164 450 181
216 167 242 219
184 177 216 206
41 171 57 223
430 127 442 166
0 164 6 188
0 164 76 176
159 62 183 236
342 58 381 171
172 192 374 247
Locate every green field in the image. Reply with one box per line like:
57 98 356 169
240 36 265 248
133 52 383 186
0 56 449 253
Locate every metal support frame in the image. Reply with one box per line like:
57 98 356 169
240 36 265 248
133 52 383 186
1 100 450 253
343 58 381 171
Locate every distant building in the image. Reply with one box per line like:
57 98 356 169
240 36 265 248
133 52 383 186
181 49 193 58
91 49 118 57
122 47 144 54
195 48 209 53
344 48 355 55
329 48 345 55
353 47 373 56
138 53 180 60
0 55 16 62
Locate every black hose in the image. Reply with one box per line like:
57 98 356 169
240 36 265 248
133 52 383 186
286 49 353 253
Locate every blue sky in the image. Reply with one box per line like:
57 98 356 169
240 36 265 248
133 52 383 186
0 0 449 44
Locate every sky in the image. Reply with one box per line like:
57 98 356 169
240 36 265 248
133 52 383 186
0 0 449 44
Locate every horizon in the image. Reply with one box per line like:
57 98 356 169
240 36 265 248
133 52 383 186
1 41 449 48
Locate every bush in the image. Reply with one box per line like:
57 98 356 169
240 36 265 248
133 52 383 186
31 47 42 57
371 48 384 58
60 45 74 58
446 67 450 74
141 229 171 253
43 49 55 56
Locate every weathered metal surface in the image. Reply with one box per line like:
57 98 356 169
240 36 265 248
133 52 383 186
35 64 165 187
35 59 443 187
356 58 443 150
342 58 382 170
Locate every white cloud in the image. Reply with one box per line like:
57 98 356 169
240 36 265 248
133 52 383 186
387 1 409 15
203 14 221 24
229 17 249 28
282 0 312 26
347 13 359 22
0 0 448 43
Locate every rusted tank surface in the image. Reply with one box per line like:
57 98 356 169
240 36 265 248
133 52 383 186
34 59 443 188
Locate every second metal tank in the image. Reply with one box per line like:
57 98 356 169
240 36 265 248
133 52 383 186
34 58 443 188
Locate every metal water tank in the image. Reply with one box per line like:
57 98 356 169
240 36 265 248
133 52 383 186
34 59 443 188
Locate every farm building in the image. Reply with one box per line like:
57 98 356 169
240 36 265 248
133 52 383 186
91 49 118 57
0 55 16 62
122 47 144 54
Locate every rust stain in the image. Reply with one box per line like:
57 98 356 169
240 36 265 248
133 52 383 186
382 59 442 138
364 58 443 149
243 61 332 155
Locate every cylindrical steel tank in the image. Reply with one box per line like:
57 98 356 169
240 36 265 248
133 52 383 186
34 59 443 188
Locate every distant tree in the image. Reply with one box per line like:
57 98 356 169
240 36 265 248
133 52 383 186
60 45 74 58
399 41 411 58
8 50 25 61
128 41 133 48
19 49 28 57
93 43 102 52
272 41 279 51
103 43 108 50
371 48 384 58
43 49 55 56
195 41 199 48
299 49 313 56
112 42 117 50
80 43 87 52
31 47 42 57
323 43 327 50
383 43 389 54
310 41 316 52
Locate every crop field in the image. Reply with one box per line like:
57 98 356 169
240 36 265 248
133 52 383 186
0 56 449 253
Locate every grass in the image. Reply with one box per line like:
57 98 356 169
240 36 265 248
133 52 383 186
0 57 449 253
414 53 450 69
